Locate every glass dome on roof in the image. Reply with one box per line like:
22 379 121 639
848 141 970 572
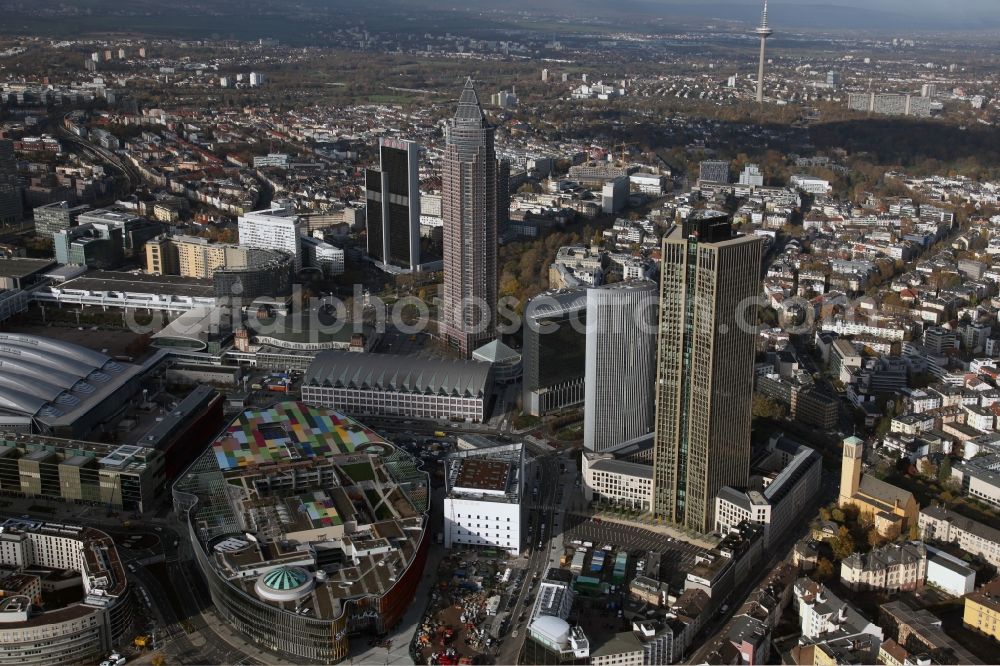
262 566 309 590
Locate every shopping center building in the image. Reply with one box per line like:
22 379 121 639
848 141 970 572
172 402 430 663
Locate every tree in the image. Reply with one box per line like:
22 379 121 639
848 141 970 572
919 459 938 479
818 506 832 522
832 525 856 560
938 456 953 484
752 394 787 421
831 508 846 523
908 523 921 541
151 656 166 666
814 557 835 581
867 528 887 549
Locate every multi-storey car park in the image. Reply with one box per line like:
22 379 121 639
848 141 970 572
172 401 429 664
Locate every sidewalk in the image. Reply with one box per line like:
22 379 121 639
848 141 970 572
349 540 446 665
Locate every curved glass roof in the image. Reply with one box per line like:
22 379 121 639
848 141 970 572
0 334 122 418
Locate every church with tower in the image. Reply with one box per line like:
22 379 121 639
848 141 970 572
838 435 919 537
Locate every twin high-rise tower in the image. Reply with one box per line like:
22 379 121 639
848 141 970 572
365 138 421 272
440 78 509 358
652 212 763 533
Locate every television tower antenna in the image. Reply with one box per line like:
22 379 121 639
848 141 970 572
755 0 773 104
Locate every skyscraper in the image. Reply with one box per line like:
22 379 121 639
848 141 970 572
755 0 773 104
365 138 421 272
652 212 763 533
583 280 658 453
0 140 22 227
440 78 508 358
523 287 589 417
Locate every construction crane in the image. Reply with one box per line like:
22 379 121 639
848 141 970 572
617 141 639 164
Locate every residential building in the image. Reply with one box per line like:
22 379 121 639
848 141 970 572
882 600 980 664
841 542 927 593
238 201 302 270
365 138 421 272
443 443 524 555
145 234 280 279
0 519 132 665
830 339 863 382
602 176 629 214
918 504 1000 567
583 280 658 452
790 174 832 194
630 172 665 195
699 160 730 185
439 79 508 358
793 578 883 646
848 92 932 117
653 213 764 533
739 164 765 188
964 577 1000 641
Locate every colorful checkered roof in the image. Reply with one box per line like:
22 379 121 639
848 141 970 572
298 498 343 528
212 401 387 471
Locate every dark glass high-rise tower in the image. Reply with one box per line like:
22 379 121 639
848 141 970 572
365 138 421 271
440 78 508 358
652 212 763 533
0 140 22 227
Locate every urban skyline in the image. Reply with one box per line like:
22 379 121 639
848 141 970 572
0 1 996 664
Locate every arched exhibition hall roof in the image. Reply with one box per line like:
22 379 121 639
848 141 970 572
0 333 128 419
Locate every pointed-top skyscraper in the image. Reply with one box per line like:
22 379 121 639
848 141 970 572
440 78 508 357
755 0 773 103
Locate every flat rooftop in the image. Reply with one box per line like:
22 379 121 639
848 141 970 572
0 258 57 278
57 271 214 297
454 458 511 492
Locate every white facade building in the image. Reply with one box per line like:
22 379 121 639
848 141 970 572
443 444 524 555
0 519 132 665
714 434 822 546
582 445 654 511
583 280 657 452
629 172 665 195
919 505 1000 567
301 236 345 276
238 202 302 270
790 174 832 194
925 546 975 597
